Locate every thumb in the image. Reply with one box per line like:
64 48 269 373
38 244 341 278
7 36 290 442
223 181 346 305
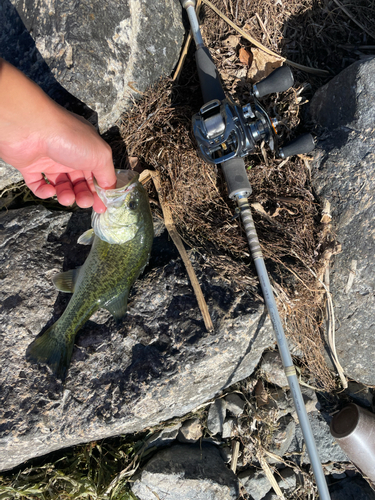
91 161 117 191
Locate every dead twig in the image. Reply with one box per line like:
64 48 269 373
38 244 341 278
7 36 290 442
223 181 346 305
290 249 348 389
332 0 375 40
231 440 240 473
258 455 285 499
148 170 214 332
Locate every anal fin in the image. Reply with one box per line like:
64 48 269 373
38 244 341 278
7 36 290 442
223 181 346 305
52 267 82 293
104 290 129 321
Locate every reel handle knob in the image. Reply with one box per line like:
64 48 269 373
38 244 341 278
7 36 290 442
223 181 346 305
253 65 294 98
279 133 315 159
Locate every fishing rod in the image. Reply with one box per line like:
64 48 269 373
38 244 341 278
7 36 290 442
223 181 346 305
180 1 331 499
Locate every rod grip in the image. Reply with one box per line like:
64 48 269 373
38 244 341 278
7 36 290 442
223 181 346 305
279 133 315 158
254 65 294 98
221 157 252 199
195 46 226 103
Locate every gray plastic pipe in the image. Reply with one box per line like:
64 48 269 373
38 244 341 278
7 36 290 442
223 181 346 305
236 195 331 500
331 403 375 481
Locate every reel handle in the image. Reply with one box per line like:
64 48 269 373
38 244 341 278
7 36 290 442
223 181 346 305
253 65 294 98
195 46 226 103
221 157 252 199
279 133 315 158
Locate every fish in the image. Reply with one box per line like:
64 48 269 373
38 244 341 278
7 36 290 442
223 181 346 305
26 169 154 381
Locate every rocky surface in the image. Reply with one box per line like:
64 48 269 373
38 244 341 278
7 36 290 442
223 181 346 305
287 411 348 465
329 476 375 500
310 56 375 385
0 0 185 131
131 443 240 500
0 160 23 192
0 205 275 471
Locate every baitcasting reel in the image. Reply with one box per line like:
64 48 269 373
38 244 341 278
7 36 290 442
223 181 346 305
180 2 332 498
192 65 315 165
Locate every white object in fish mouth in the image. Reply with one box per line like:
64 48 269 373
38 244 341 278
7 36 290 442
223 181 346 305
92 170 142 245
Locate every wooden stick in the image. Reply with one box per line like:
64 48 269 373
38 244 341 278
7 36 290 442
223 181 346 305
149 170 214 332
259 455 285 499
231 440 240 472
202 0 329 76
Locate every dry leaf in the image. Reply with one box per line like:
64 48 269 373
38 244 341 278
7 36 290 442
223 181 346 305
247 47 283 83
223 35 240 48
127 156 141 170
254 379 269 407
239 47 253 67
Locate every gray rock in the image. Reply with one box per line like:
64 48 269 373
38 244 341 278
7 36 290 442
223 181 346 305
265 386 317 423
345 381 373 408
287 411 348 464
290 386 318 421
331 472 347 480
0 206 275 471
1 0 185 132
207 399 227 436
267 415 296 464
264 388 294 419
260 351 288 388
143 423 182 451
224 393 246 416
329 476 375 500
238 469 272 500
219 445 232 464
310 57 375 385
262 494 279 500
277 467 297 493
0 159 23 191
177 418 203 444
131 443 240 500
222 418 235 439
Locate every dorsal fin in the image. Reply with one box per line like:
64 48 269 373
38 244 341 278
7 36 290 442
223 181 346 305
52 267 82 293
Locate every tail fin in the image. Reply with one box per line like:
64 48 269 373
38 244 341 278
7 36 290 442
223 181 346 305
26 322 74 381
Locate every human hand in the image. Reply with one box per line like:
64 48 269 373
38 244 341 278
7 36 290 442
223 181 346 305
0 58 117 213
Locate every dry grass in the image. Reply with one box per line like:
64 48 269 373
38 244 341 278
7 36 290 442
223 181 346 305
116 0 375 391
118 79 333 390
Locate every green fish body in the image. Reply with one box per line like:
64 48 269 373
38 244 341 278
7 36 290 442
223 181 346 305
26 170 153 380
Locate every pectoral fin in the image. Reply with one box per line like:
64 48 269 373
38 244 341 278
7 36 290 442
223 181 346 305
78 229 95 245
52 267 82 293
104 290 129 321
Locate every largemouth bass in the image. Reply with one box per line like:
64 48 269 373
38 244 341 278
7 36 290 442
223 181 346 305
26 170 153 380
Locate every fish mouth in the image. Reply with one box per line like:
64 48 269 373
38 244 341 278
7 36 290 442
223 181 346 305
94 170 139 207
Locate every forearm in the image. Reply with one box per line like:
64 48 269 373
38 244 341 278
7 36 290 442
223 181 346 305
0 58 116 210
0 58 56 163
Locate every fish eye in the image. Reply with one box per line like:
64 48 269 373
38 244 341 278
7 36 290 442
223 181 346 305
128 200 138 210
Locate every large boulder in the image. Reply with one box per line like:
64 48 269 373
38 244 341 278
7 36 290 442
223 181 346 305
0 205 274 471
0 0 185 131
131 443 240 500
310 57 375 385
